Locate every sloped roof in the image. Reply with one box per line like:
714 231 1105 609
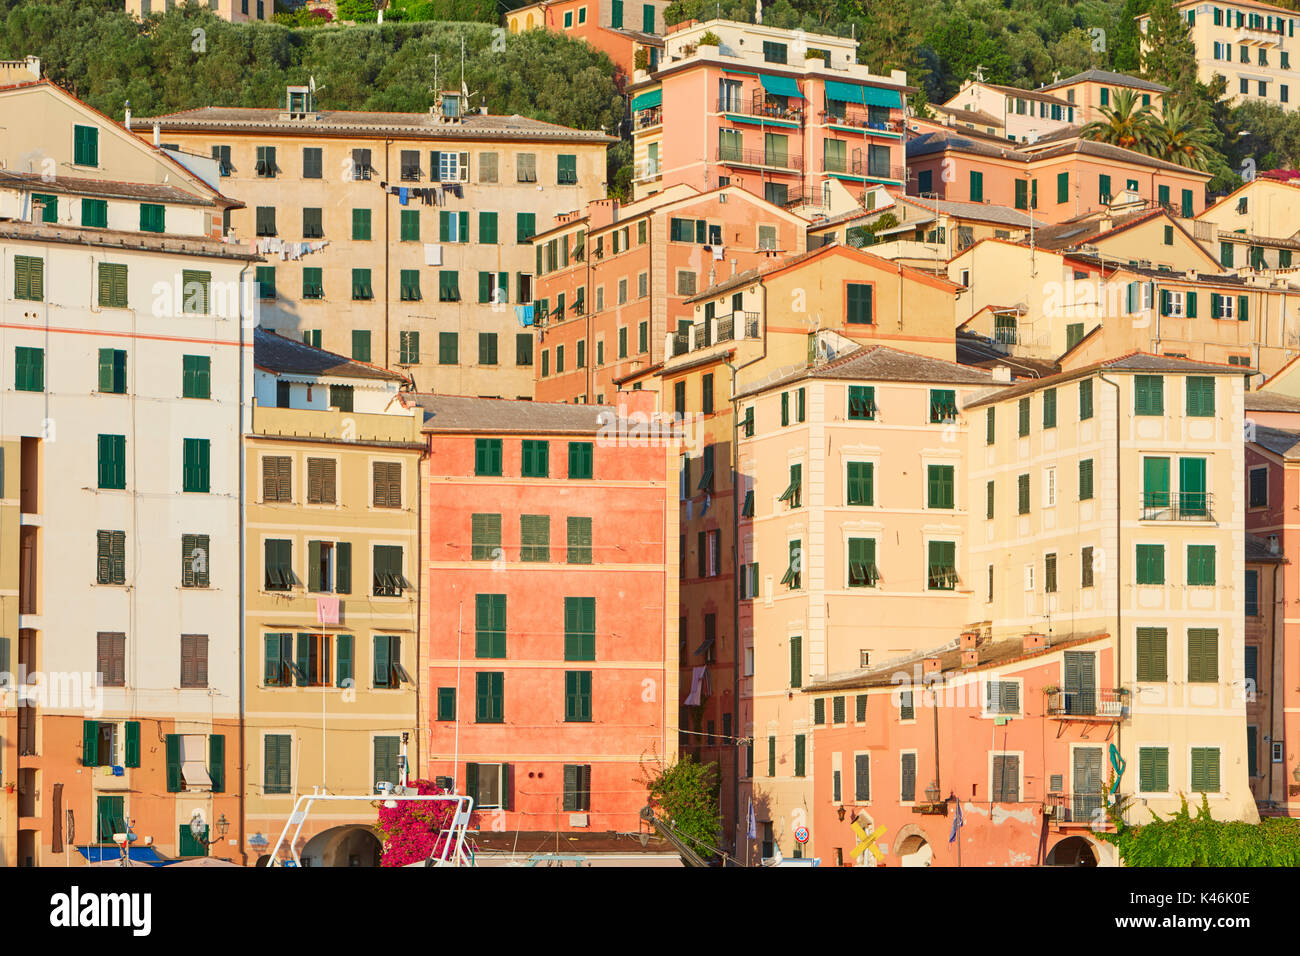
0 219 260 261
735 344 995 399
0 168 223 207
1251 424 1300 458
1032 207 1166 250
1246 532 1287 563
909 130 1213 177
254 328 408 382
411 394 617 434
1245 391 1300 413
1040 70 1169 94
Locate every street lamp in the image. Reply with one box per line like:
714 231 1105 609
190 812 230 848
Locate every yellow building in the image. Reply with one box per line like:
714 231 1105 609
1196 177 1300 269
135 87 613 397
244 330 424 866
731 341 994 861
1038 70 1169 126
964 354 1257 823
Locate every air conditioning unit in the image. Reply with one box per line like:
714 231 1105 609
569 813 589 828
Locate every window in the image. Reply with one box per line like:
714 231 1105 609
95 347 127 394
557 154 578 185
779 463 802 508
848 385 875 420
139 203 165 233
1135 543 1165 586
476 331 498 367
846 461 873 506
1186 376 1215 417
1187 628 1218 683
475 438 502 476
1187 545 1216 586
1134 375 1163 415
900 752 917 801
763 41 788 63
565 671 593 721
74 124 99 166
848 538 877 588
927 464 955 509
372 461 401 508
351 268 374 301
520 514 550 562
563 764 592 812
13 255 43 301
1190 747 1220 793
1018 397 1030 436
98 434 127 490
782 540 802 591
96 632 126 687
92 262 129 309
1017 473 1030 514
373 634 407 688
96 530 126 585
846 283 873 324
474 672 505 723
565 515 593 565
568 441 594 480
991 754 1020 802
522 440 549 477
516 333 534 367
1042 388 1057 428
398 330 420 366
928 541 957 590
474 594 507 659
372 545 409 597
81 197 108 228
398 269 421 302
1079 378 1093 420
1138 747 1169 793
986 679 1020 715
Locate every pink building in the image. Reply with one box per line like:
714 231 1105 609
506 0 669 82
630 19 909 207
414 394 680 837
805 631 1121 867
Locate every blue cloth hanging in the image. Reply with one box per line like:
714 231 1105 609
515 305 535 327
399 187 409 205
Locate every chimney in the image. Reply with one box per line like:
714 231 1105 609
1187 269 1197 281
124 101 131 130
991 365 1012 383
960 631 978 650
153 124 160 148
922 656 942 675
961 648 979 667
1023 632 1046 652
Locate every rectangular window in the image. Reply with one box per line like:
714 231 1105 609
1042 388 1057 428
371 461 402 508
1138 747 1169 793
181 533 210 588
351 268 374 301
1190 747 1220 793
264 735 291 793
557 154 578 185
522 440 549 477
927 464 955 509
1136 627 1167 682
13 255 44 302
97 348 127 394
139 203 165 233
398 330 420 365
96 632 126 687
1017 473 1030 514
991 754 1020 802
1135 375 1163 415
372 546 409 597
846 461 873 506
1185 376 1215 417
82 197 108 228
474 438 502 476
564 671 593 721
475 594 507 658
900 752 917 801
848 537 877 588
182 438 210 493
1079 378 1093 420
567 441 594 479
96 530 126 585
848 385 875 420
1136 544 1165 585
846 283 873 324
566 516 593 564
74 124 99 166
98 434 127 490
1018 398 1030 436
520 514 550 562
1187 545 1216 586
1187 628 1219 683
928 541 957 590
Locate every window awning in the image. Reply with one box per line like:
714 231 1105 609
684 666 709 706
760 74 804 99
825 81 903 109
76 845 175 866
631 89 662 111
181 761 213 790
694 636 716 657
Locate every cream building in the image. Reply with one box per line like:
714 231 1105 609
1039 70 1168 126
964 354 1257 823
135 88 613 397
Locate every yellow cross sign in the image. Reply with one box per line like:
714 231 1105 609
851 819 887 864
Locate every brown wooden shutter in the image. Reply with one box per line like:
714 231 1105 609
263 456 292 502
307 458 323 503
180 635 208 688
373 461 401 508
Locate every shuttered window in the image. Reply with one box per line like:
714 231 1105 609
372 546 408 597
82 197 108 227
563 764 592 811
14 345 43 392
182 438 210 493
794 734 806 777
1187 628 1219 683
567 516 593 564
854 754 870 800
846 283 873 324
306 457 337 504
374 736 401 791
1079 378 1093 419
520 514 550 561
262 456 291 502
568 441 594 479
564 596 596 661
927 464 955 509
97 263 128 308
557 154 578 184
475 594 507 658
1042 388 1057 427
181 270 210 314
1078 458 1094 500
1136 627 1168 682
1135 544 1165 585
399 269 421 301
1135 375 1164 415
436 687 457 721
848 537 877 588
96 632 126 687
264 735 292 794
832 696 846 724
182 354 211 399
1190 747 1220 793
565 670 593 721
900 752 917 801
263 539 293 591
351 208 372 240
96 530 126 585
372 461 402 508
180 635 208 688
14 255 44 301
1018 397 1030 436
74 124 99 166
139 203 165 233
1187 545 1216 586
846 461 873 505
98 434 126 489
334 634 354 686
352 268 374 300
476 672 504 722
900 690 914 720
991 754 1020 802
521 440 550 477
471 513 502 560
475 438 503 476
181 533 210 588
986 680 1020 715
1138 747 1169 793
789 635 802 688
372 634 404 687
263 633 294 686
928 540 957 590
1186 376 1215 417
97 348 127 394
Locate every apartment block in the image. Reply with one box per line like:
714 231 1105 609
505 0 669 79
1038 70 1168 127
417 395 679 838
126 0 271 21
135 88 613 395
935 80 1077 144
244 331 423 866
629 19 908 208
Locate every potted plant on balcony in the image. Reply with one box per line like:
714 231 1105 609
3 782 14 794
634 48 649 73
1042 685 1059 694
698 31 721 48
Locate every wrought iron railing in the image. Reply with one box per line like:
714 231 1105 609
1139 491 1213 521
716 145 804 172
1045 688 1126 718
672 332 690 356
818 110 904 135
717 315 734 342
718 95 805 123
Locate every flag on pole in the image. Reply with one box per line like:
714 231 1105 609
747 797 757 840
949 799 964 844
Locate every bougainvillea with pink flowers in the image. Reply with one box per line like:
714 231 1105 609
376 779 478 867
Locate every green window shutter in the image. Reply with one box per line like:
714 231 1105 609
1079 459 1094 500
767 736 776 777
98 434 126 489
1188 628 1218 682
74 124 99 166
1187 545 1216 586
139 203 165 233
352 207 372 240
789 635 802 688
1238 295 1249 321
124 721 140 768
1179 457 1207 515
568 441 594 479
459 210 470 243
14 255 44 301
846 283 873 324
1142 456 1170 508
1099 174 1111 202
794 735 806 777
814 698 825 725
476 593 508 658
567 516 593 564
480 211 498 244
98 263 128 308
1079 378 1093 420
846 461 873 506
335 634 353 686
183 354 211 399
209 734 225 792
927 464 954 509
1135 627 1167 682
183 438 210 493
82 720 99 766
437 687 456 721
165 734 182 792
82 197 108 228
181 270 210 314
1056 171 1068 204
400 209 419 241
1017 473 1030 514
1042 388 1057 427
1136 544 1165 585
1186 376 1214 417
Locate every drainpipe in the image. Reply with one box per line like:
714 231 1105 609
238 259 251 866
725 281 769 859
384 140 392 368
1267 561 1281 810
1098 370 1123 800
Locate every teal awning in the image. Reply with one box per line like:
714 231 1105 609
631 89 661 111
760 74 804 99
825 81 902 109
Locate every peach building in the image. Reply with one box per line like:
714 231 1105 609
806 632 1119 867
126 0 270 20
1244 432 1300 815
505 0 669 81
530 183 808 405
907 131 1211 224
964 354 1258 835
1039 70 1168 126
935 79 1077 144
415 395 679 839
732 343 994 861
628 19 909 208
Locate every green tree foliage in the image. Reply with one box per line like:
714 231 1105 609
1083 88 1157 151
1101 794 1300 866
1148 100 1216 171
642 755 721 863
1139 0 1198 96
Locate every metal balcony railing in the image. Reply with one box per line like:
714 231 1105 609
634 106 663 129
993 326 1020 345
745 312 760 338
1045 688 1126 719
716 145 804 172
819 110 904 134
1045 791 1108 825
695 320 711 348
672 332 690 356
717 314 734 343
717 94 804 123
1139 491 1213 521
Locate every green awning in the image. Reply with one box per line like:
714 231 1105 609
631 89 661 111
760 73 804 99
825 81 902 109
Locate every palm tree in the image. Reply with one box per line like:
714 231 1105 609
1081 89 1157 153
1146 102 1216 172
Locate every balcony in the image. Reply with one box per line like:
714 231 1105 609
1139 491 1214 521
822 156 905 183
717 314 734 343
668 312 760 358
819 109 904 135
716 145 803 173
1045 688 1127 721
1044 792 1110 827
717 94 804 124
672 331 690 356
993 325 1020 346
634 106 663 130
1235 25 1283 47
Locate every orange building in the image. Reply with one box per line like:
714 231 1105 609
530 183 808 405
414 394 680 838
907 131 1211 224
505 0 669 81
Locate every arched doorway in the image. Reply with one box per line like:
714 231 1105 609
1046 835 1099 867
300 825 383 867
893 825 932 867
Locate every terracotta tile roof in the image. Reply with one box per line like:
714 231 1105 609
955 331 1062 378
1040 70 1169 94
411 393 618 434
1246 391 1300 413
0 168 224 207
254 328 409 382
908 131 1213 177
1246 532 1287 563
1032 207 1166 250
735 344 995 399
137 106 616 143
0 219 259 261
